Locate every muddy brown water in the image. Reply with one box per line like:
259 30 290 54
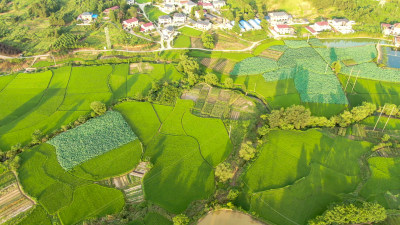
197 210 266 225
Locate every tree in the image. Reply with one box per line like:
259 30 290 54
337 110 352 127
215 162 234 182
177 54 199 75
350 102 376 122
309 202 387 225
268 105 311 130
204 73 218 85
90 101 107 115
332 60 341 74
8 156 20 171
173 214 189 225
227 189 240 201
31 129 43 144
224 77 234 88
239 141 256 161
201 32 214 49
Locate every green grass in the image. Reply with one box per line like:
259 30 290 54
17 206 52 225
153 103 173 122
143 134 214 213
360 157 400 208
189 50 254 62
144 5 167 22
241 129 372 224
48 111 137 170
58 184 125 225
115 101 161 145
0 74 16 91
173 35 191 48
179 27 203 37
69 139 142 181
182 112 232 166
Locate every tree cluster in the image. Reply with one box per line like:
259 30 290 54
177 54 200 86
52 33 83 51
215 162 234 182
309 201 386 225
147 81 181 105
201 32 214 49
259 102 377 134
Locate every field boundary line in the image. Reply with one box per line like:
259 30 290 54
0 74 17 94
180 111 214 168
55 66 73 112
106 64 115 94
11 171 35 205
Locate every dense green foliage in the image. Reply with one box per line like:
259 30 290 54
231 57 278 76
48 111 136 170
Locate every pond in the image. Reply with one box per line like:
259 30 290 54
197 210 265 225
320 39 387 48
384 47 400 69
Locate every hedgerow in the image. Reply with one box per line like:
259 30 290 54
48 111 137 170
231 57 278 75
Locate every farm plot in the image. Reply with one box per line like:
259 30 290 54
360 157 400 209
143 134 214 213
179 27 203 37
315 44 377 64
0 171 34 224
110 64 129 100
338 74 400 106
67 65 112 93
18 143 126 224
259 49 284 60
231 57 278 76
293 68 348 104
253 40 284 56
341 62 400 83
115 101 162 145
70 139 143 181
0 74 16 91
200 58 235 74
48 111 137 170
173 35 191 48
144 5 166 22
16 206 52 225
240 129 372 225
278 47 328 74
284 40 310 48
362 116 400 130
191 37 203 48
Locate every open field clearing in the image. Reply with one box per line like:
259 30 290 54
173 35 191 48
48 111 137 170
178 27 203 37
240 129 372 224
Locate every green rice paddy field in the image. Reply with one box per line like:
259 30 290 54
2 39 400 225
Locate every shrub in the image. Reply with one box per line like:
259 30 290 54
215 162 234 182
90 101 107 115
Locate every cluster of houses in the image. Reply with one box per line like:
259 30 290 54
305 19 355 35
381 23 400 47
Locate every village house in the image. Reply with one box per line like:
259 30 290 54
122 18 139 29
173 13 186 24
165 0 178 4
163 4 175 13
240 20 253 31
381 23 400 36
198 1 213 10
183 1 197 14
273 24 294 35
305 26 318 35
395 36 400 48
212 1 225 9
159 15 172 25
267 12 292 25
77 12 97 24
195 10 207 19
103 6 120 14
127 0 135 5
328 18 355 34
162 26 175 39
311 21 331 32
141 22 155 32
195 20 212 30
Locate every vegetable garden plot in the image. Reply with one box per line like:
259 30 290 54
173 35 191 48
342 63 400 83
315 45 377 64
293 68 348 104
231 57 278 76
49 111 137 170
278 47 328 74
179 27 203 37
